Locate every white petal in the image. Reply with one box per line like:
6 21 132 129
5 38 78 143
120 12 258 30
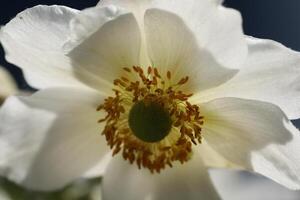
81 152 112 179
193 37 300 119
200 97 300 190
98 0 247 69
0 88 110 191
0 5 90 90
211 169 300 200
144 9 237 92
199 140 239 169
65 6 141 93
102 152 220 200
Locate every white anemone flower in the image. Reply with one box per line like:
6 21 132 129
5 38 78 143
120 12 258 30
0 0 300 199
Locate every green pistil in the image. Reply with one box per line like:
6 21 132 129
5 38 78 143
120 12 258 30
129 101 172 143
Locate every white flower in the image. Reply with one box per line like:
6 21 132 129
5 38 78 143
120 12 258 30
0 67 17 104
0 0 300 199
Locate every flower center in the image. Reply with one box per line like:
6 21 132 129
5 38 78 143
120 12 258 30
129 100 172 143
97 66 204 173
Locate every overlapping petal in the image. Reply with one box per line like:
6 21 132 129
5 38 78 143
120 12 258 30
0 5 88 90
192 37 300 119
144 9 237 92
102 152 220 200
200 97 300 190
0 88 110 191
98 0 247 69
65 6 141 94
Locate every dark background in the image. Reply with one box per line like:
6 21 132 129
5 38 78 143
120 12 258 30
0 0 300 126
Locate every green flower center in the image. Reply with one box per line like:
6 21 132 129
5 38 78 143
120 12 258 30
129 101 172 143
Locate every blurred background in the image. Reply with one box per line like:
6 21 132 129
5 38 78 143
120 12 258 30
0 0 300 199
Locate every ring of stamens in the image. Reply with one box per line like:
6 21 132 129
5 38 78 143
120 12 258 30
97 66 204 173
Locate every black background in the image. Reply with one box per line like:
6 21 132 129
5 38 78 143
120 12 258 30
1 0 300 126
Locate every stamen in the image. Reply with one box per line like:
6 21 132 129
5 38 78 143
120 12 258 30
167 71 171 80
97 66 204 173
